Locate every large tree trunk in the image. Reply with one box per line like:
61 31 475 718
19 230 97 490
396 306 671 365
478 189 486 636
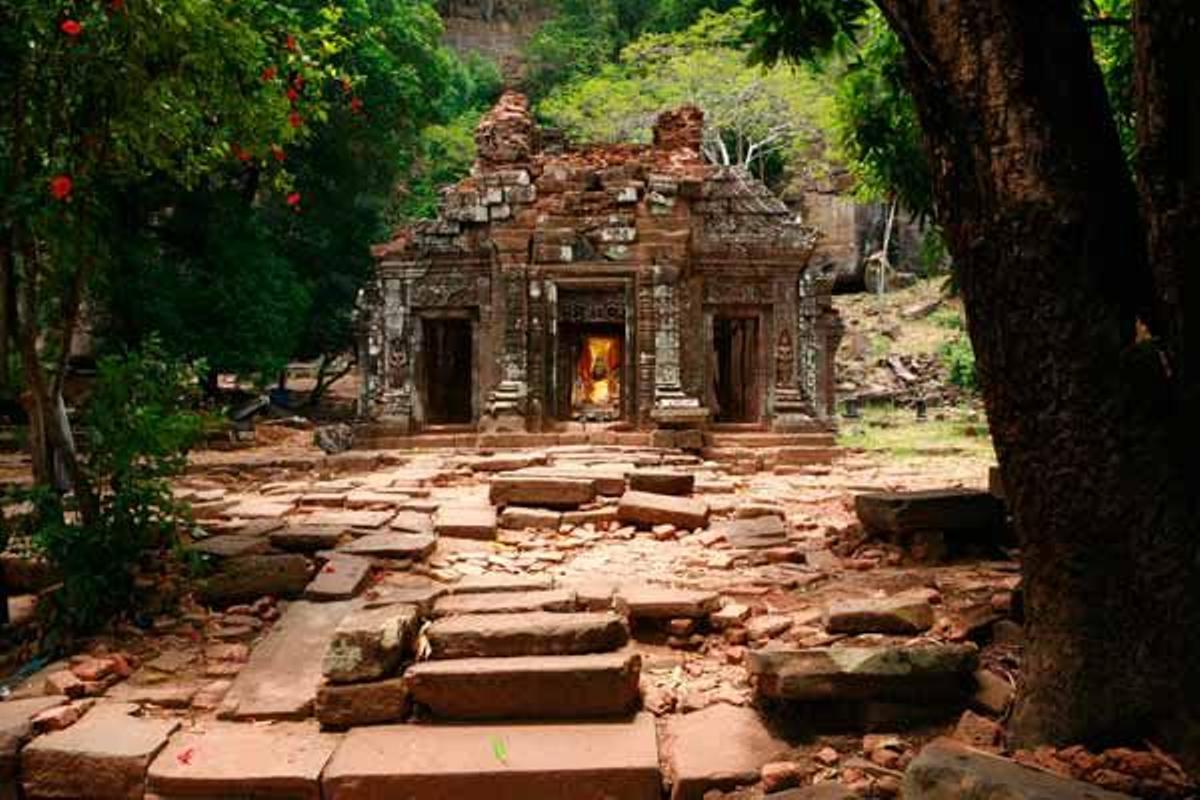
873 0 1200 749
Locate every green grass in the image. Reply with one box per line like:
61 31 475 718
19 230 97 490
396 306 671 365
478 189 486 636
838 404 995 459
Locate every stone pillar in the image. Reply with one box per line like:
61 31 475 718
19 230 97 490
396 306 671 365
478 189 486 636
483 265 529 431
772 274 813 431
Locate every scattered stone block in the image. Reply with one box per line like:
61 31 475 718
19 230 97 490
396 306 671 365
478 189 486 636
147 721 337 800
664 702 792 800
316 678 409 729
765 786 858 800
321 713 660 800
406 649 641 720
953 710 1005 751
499 507 562 530
426 611 629 659
714 516 790 549
902 738 1135 799
431 589 576 618
304 554 372 601
562 506 620 527
335 532 436 561
220 601 354 720
490 475 597 509
628 470 695 496
825 596 936 635
748 645 978 703
434 506 497 540
269 525 346 553
197 554 312 606
855 490 1004 538
469 453 548 473
618 491 709 530
616 585 720 619
22 702 178 800
710 603 751 630
323 604 419 684
302 509 395 530
746 614 793 641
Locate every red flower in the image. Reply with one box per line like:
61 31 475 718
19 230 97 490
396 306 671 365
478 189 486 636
234 146 252 163
292 75 305 90
60 19 83 36
271 145 286 163
261 66 277 82
288 112 303 129
49 175 73 201
109 0 124 11
285 34 297 51
286 87 299 103
350 97 364 114
286 192 301 207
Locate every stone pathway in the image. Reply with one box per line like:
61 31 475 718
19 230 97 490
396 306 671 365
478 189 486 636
2 443 1182 799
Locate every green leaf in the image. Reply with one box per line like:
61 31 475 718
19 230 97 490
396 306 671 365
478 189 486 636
490 736 509 765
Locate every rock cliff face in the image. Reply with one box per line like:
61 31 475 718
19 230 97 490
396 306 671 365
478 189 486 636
437 0 556 82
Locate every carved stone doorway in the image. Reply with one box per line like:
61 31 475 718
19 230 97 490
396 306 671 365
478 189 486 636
421 317 474 425
711 316 760 423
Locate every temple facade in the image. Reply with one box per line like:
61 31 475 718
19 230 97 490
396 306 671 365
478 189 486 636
357 93 842 437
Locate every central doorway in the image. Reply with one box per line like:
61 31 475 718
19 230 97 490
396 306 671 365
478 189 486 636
557 322 624 422
711 316 760 423
421 317 473 424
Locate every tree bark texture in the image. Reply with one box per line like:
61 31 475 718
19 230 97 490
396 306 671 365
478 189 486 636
873 0 1200 749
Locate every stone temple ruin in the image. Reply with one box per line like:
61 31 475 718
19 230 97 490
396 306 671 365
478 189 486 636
357 92 842 440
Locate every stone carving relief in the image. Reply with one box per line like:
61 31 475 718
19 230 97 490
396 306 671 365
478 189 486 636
411 273 477 308
559 291 625 324
775 330 794 388
704 281 773 305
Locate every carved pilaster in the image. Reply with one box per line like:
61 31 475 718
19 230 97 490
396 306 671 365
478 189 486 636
652 266 707 428
378 276 415 431
483 266 529 431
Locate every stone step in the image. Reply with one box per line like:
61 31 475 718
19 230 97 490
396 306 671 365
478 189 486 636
700 446 839 466
406 648 642 720
426 611 629 659
431 588 577 618
433 505 498 541
304 554 372 601
335 532 436 560
147 722 338 800
321 714 661 800
704 432 836 448
615 585 721 619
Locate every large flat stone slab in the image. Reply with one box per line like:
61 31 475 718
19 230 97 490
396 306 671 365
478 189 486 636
426 611 629 659
855 490 1004 537
270 524 348 553
321 714 661 800
187 533 272 559
748 645 979 703
406 649 641 720
22 702 178 799
825 596 935 635
489 475 597 509
219 600 354 720
390 510 434 535
616 585 720 619
304 554 373 601
499 507 563 531
431 589 576 618
301 509 395 530
434 506 497 541
147 722 338 800
618 491 709 530
449 573 554 595
903 738 1135 799
0 696 66 792
336 532 435 560
664 703 792 800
